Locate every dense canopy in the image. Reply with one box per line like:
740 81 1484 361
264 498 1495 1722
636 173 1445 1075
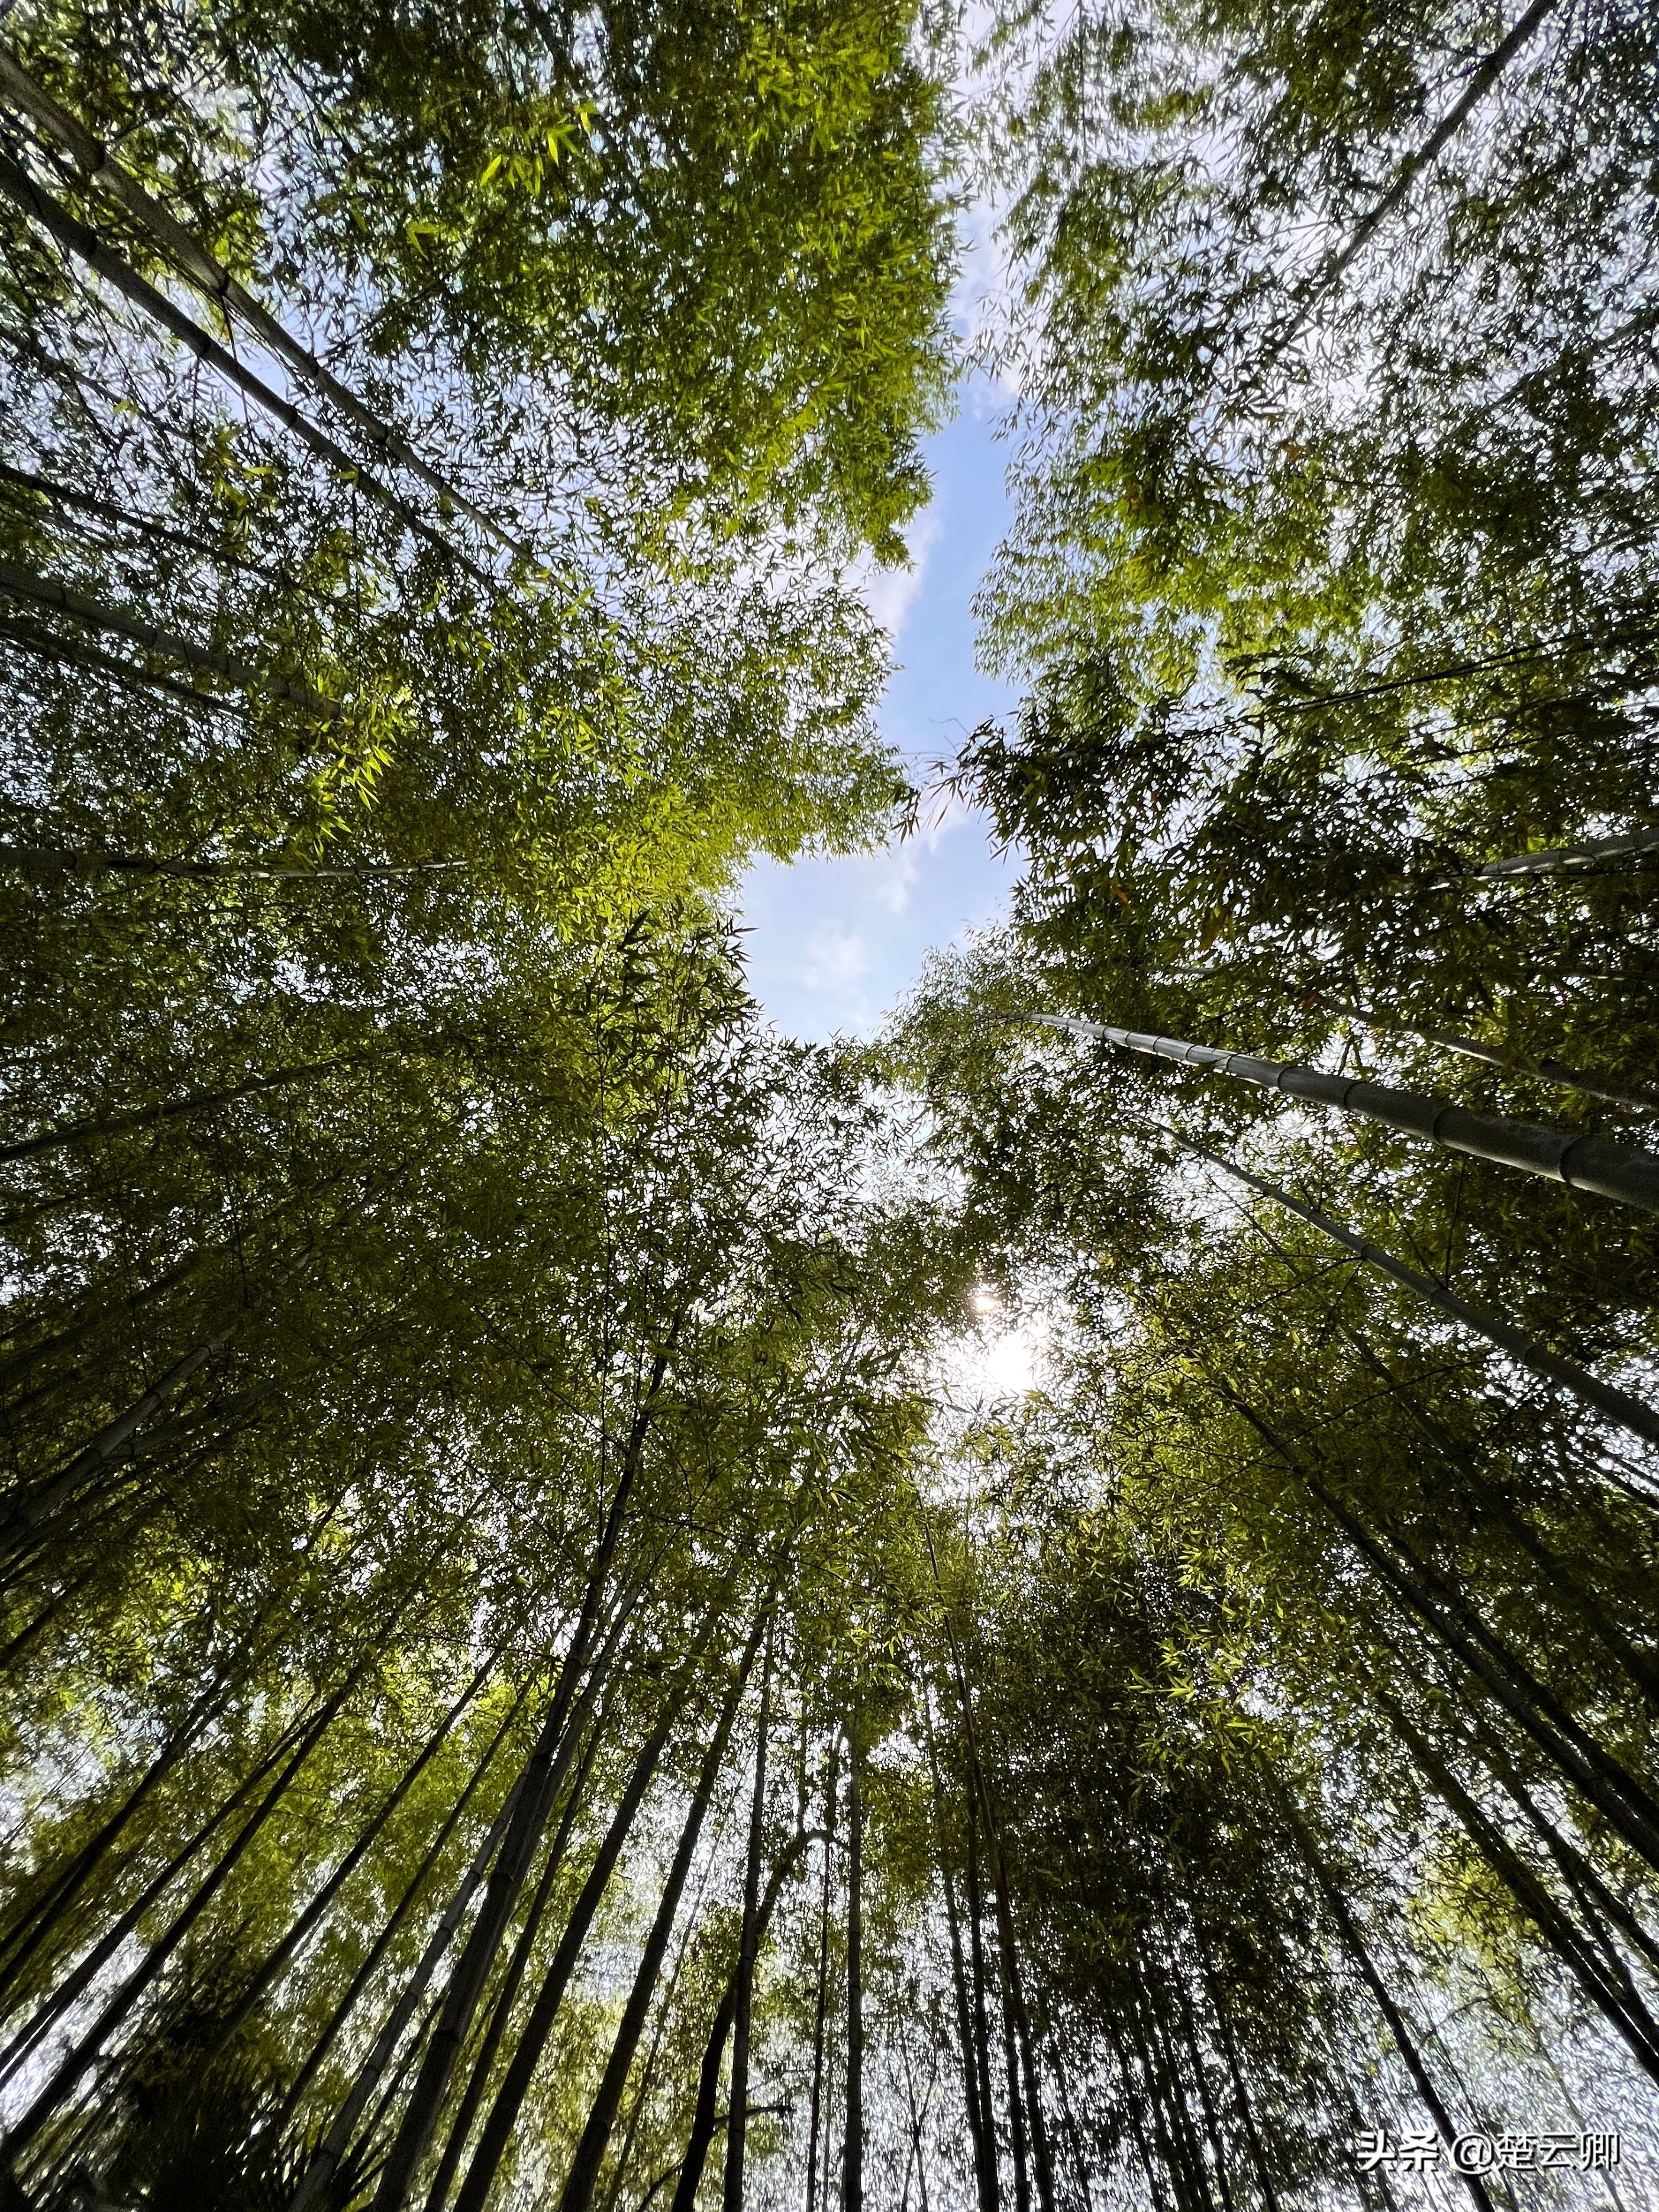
1 1 1656 2209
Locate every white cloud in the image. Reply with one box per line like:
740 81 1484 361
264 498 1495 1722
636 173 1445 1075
851 504 943 641
799 923 873 994
951 199 1024 401
850 840 920 916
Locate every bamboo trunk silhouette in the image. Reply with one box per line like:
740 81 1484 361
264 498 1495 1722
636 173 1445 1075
559 1606 767 2212
449 1595 730 2212
1298 1834 1495 2212
1261 0 1560 365
0 605 257 716
1457 1701 1659 1985
1165 1123 1659 1452
0 843 464 885
422 1681 619 2212
0 1055 350 1163
1170 1972 1237 2212
1339 1002 1659 1114
982 1798 1051 2212
921 1685 999 2212
1232 1198 1659 1702
1377 1694 1659 2082
843 1711 864 2212
921 1520 1003 2191
6 1323 238 1542
1123 1993 1207 2212
0 1242 216 1399
0 552 347 720
283 1687 528 2122
370 1359 667 2210
1431 820 1659 888
0 1669 224 1985
1334 1487 1659 1869
963 1736 1000 2190
1215 1381 1659 1874
211 1656 495 2055
721 1612 774 2212
0 1701 318 2089
1324 1310 1659 1704
1139 1978 1215 2212
8 1649 371 2155
996 1885 1032 2212
4 1247 317 1552
804 1739 840 2212
666 1831 816 2212
0 153 485 582
289 1773 528 2212
1198 1954 1282 2212
1104 2017 1171 2212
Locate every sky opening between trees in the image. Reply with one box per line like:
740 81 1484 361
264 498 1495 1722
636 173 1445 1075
1 1 1656 2207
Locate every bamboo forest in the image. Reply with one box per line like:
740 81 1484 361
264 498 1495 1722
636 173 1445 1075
1 0 1657 2205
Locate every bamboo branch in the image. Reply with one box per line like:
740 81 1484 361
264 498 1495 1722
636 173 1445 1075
1332 1001 1659 1116
1421 822 1659 891
1263 0 1561 365
0 607 253 715
0 843 464 883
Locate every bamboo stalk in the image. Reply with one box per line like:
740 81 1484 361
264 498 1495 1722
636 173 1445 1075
421 1683 616 2212
1016 1010 1659 1213
665 1828 819 2212
921 1686 999 2212
1296 1831 1496 2212
8 1656 368 2155
211 1657 497 2052
1222 1384 1659 1874
1263 0 1561 366
282 1687 528 2122
558 1607 767 2212
0 150 490 587
1337 1001 1659 1115
0 555 344 721
449 1606 730 2212
843 1707 866 2212
0 844 464 883
805 1737 841 2212
1161 1121 1659 1452
1430 822 1659 888
0 1056 350 1164
1376 1695 1659 2083
0 44 525 563
288 1775 527 2212
0 607 253 714
369 1361 668 2208
721 1610 774 2212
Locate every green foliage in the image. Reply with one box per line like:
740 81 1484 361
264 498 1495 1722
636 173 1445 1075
13 0 957 557
4 0 1659 2203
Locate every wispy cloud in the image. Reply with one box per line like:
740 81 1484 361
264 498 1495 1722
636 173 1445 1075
851 504 943 641
799 923 873 994
851 840 921 916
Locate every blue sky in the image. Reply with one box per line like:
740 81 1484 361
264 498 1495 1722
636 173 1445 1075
738 375 1022 1042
